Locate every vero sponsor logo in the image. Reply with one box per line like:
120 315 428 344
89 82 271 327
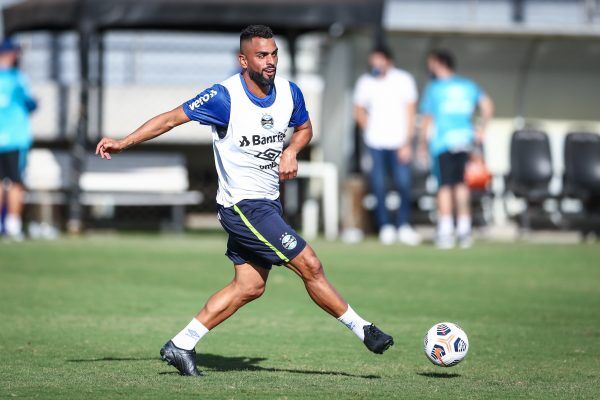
188 89 218 111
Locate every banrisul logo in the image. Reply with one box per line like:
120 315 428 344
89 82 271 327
261 114 274 129
239 136 251 147
239 132 285 147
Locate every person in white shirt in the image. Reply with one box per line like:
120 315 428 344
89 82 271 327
353 47 421 246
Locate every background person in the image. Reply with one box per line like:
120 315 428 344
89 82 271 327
353 47 421 246
0 37 37 240
420 49 494 249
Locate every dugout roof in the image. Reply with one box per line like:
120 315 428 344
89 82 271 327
3 0 383 35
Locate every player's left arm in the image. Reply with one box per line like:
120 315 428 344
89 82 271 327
280 81 311 181
476 93 494 145
280 119 312 181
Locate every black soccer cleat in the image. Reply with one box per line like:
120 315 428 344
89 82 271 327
363 324 394 354
160 340 203 377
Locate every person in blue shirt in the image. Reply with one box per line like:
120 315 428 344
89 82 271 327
0 38 37 240
420 49 493 249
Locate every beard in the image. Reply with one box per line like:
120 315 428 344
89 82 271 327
248 67 275 88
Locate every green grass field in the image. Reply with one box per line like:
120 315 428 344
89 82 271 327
1 234 599 399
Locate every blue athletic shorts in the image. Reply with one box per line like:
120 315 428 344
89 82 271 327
0 149 28 184
217 198 307 270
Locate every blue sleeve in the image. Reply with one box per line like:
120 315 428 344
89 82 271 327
16 72 37 113
420 83 433 115
288 81 309 128
183 84 230 127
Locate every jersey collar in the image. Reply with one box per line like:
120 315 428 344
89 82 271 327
238 73 277 108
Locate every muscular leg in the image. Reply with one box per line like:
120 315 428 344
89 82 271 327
4 182 24 237
286 245 347 317
437 185 453 218
163 264 268 376
436 185 455 247
454 183 470 218
7 183 25 216
286 245 393 353
454 183 472 241
195 262 269 329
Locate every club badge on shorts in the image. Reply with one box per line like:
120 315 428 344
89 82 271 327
280 232 297 250
261 114 274 129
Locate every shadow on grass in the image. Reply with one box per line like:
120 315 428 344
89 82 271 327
417 371 461 379
68 357 155 362
68 354 380 379
195 353 380 379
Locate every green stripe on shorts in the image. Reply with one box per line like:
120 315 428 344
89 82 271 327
233 204 289 263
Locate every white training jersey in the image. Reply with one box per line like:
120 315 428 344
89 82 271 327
182 73 309 207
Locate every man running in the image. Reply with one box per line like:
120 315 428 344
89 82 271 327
96 25 393 377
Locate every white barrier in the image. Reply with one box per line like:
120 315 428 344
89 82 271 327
297 161 339 240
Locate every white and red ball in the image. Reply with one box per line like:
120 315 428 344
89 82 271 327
424 322 469 367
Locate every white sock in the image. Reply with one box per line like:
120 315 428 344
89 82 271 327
337 305 371 341
437 215 454 237
5 214 22 236
457 215 471 237
171 318 209 350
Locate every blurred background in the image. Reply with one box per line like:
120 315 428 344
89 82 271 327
1 0 599 243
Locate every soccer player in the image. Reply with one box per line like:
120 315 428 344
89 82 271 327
420 49 494 249
96 25 393 377
0 38 37 240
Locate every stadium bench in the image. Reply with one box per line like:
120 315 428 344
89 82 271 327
24 149 202 231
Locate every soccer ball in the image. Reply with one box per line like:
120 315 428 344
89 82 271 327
423 322 469 367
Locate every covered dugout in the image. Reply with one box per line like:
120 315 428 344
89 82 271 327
3 0 384 233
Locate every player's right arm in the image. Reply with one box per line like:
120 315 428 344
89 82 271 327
96 106 190 159
97 84 230 159
352 76 369 132
353 105 369 132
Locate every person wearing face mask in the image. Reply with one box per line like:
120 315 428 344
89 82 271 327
0 37 37 241
420 49 494 249
353 46 421 246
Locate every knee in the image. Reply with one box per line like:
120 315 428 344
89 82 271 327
236 280 266 302
302 255 324 282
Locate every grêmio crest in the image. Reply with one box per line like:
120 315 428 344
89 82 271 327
261 114 274 129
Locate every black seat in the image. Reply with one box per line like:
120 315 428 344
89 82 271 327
506 130 553 200
563 132 600 199
505 130 555 230
562 132 600 237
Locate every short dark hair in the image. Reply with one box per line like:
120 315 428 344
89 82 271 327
240 25 274 50
371 45 394 61
429 49 456 70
